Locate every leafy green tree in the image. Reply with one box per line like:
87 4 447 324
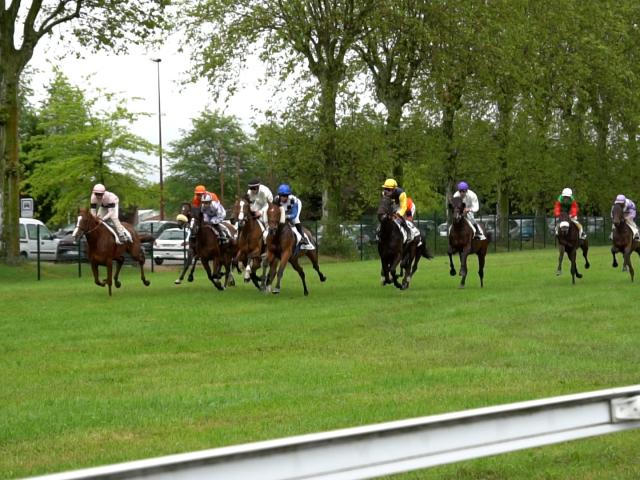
24 70 154 226
167 110 260 211
0 0 169 263
182 0 375 233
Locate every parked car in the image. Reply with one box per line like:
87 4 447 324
56 233 88 262
152 228 190 265
20 218 59 260
438 223 449 237
135 220 181 239
509 218 535 240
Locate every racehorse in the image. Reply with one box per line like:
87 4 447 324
555 211 588 284
611 202 640 281
447 196 489 288
230 196 267 290
73 208 151 296
195 218 238 291
377 196 431 290
174 202 200 285
263 202 326 295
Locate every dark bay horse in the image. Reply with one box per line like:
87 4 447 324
73 208 151 296
230 196 267 290
195 219 238 291
377 196 431 290
555 211 588 284
447 196 489 288
611 203 640 281
555 213 590 278
174 202 200 285
263 203 326 295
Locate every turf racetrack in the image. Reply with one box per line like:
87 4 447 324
1 246 639 479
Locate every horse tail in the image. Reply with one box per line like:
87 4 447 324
138 233 154 243
421 242 434 260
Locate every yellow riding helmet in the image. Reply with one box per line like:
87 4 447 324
382 178 398 189
176 214 189 223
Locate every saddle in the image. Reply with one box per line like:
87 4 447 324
290 225 315 251
101 220 131 244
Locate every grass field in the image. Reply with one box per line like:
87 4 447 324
1 246 639 479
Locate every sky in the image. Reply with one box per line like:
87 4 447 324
28 38 271 182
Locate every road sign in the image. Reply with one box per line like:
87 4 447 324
21 198 34 218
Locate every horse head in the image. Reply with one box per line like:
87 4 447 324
377 195 395 222
449 196 466 224
557 211 572 236
73 208 98 241
231 196 251 229
266 203 282 236
612 203 625 227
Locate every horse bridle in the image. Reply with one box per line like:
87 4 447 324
73 214 102 240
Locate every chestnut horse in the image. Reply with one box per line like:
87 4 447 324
447 196 489 288
263 202 326 295
230 196 267 290
377 196 431 290
555 211 588 284
611 203 640 281
73 208 151 296
555 213 590 279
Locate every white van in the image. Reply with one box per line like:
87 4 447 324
19 218 59 260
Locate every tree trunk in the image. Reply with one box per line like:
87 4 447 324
385 100 404 183
495 96 513 246
0 70 21 264
318 76 341 237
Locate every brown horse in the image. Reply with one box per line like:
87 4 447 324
263 202 326 295
611 203 640 281
230 196 267 290
377 196 432 290
73 208 150 296
195 219 238 291
555 213 590 278
555 211 588 284
447 196 489 288
174 202 200 285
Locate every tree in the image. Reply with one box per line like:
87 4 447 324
24 69 154 226
167 110 259 210
182 0 375 234
0 0 169 264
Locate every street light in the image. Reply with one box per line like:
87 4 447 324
151 58 164 220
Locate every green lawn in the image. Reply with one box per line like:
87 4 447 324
1 247 639 479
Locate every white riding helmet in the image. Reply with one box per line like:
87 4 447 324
201 193 213 203
561 187 572 197
92 183 106 194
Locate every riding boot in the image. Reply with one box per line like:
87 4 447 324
473 224 482 240
296 223 308 244
216 225 228 244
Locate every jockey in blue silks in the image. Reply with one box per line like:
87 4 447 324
274 184 308 245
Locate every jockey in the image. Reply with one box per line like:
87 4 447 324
274 184 308 245
201 193 229 244
192 184 219 210
453 181 486 240
553 187 586 240
247 178 273 224
406 197 416 222
611 194 640 240
90 183 129 244
381 178 414 241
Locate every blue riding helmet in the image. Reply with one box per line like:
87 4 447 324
457 181 469 191
278 184 292 196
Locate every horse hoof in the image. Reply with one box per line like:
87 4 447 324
272 288 280 295
576 273 583 279
304 291 309 296
585 263 590 269
115 281 121 288
449 270 456 276
174 279 182 285
459 284 465 289
320 275 327 282
556 270 562 276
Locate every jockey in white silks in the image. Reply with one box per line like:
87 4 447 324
90 183 129 244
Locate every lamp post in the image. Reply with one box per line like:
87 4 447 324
151 58 164 220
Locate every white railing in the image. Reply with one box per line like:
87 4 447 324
28 385 640 480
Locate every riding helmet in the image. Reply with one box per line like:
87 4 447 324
201 193 213 202
278 184 292 195
176 214 189 223
457 181 469 191
248 178 261 188
382 178 398 189
561 187 572 197
615 194 626 204
194 185 206 194
92 183 106 194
